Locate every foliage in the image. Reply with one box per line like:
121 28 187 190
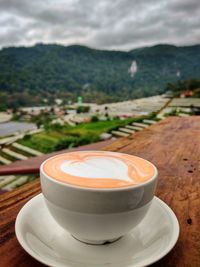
166 79 200 95
18 114 155 153
0 103 7 111
76 105 90 113
193 88 200 97
164 108 178 117
91 115 99 122
48 123 63 131
55 135 99 150
0 44 200 108
19 133 58 153
29 113 53 129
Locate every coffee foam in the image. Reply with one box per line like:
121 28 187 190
43 151 155 188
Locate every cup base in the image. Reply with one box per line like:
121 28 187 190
71 235 122 245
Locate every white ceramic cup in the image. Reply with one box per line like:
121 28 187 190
40 152 158 245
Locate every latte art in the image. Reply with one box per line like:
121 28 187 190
43 151 155 188
61 157 133 183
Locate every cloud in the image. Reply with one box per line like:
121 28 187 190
0 0 199 50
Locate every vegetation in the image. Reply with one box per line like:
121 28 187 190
166 79 200 96
19 114 155 153
164 108 179 117
0 44 200 108
91 115 99 122
76 105 90 113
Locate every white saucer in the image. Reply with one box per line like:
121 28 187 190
15 194 179 267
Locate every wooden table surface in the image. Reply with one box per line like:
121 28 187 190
0 116 200 267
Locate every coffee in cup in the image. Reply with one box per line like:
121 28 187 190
40 151 158 244
42 151 155 188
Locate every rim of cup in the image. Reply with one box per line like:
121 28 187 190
40 150 158 192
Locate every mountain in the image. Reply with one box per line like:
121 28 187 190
0 43 200 109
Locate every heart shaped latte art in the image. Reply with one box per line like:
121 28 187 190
43 151 155 188
60 156 133 183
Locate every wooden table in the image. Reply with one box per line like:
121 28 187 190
1 116 200 267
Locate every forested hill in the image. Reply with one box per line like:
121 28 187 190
0 43 200 108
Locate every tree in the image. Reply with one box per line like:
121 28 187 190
76 106 90 113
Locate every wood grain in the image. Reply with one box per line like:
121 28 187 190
0 116 200 267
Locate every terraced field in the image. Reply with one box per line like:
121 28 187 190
0 142 42 192
18 116 154 153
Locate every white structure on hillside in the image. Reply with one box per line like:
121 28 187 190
128 61 138 78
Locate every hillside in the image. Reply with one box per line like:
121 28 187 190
0 43 200 109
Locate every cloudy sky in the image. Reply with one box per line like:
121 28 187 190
0 0 199 50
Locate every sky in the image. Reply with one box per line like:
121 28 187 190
0 0 199 51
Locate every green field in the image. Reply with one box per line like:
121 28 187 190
19 115 154 153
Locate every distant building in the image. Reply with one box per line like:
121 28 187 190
128 61 138 78
77 96 83 105
180 90 194 98
20 106 52 115
55 99 63 105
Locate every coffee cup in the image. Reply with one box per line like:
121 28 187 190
40 151 158 245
